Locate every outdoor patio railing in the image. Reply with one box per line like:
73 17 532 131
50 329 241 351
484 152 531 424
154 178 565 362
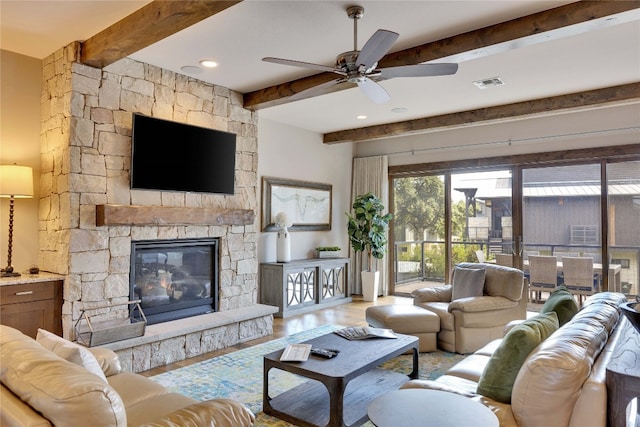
394 240 639 296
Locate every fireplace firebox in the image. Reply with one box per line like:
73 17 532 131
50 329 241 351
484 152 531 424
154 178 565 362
130 238 219 325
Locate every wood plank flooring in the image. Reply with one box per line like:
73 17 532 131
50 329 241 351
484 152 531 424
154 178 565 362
139 295 413 377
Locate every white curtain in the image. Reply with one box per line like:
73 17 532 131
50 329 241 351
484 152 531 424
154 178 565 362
349 155 390 296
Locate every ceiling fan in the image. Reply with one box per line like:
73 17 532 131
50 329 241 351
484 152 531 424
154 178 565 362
263 5 458 104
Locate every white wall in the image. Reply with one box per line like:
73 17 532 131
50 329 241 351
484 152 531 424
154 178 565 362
257 118 354 262
0 51 41 273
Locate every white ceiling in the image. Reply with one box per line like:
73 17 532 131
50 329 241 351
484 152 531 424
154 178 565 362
2 1 639 135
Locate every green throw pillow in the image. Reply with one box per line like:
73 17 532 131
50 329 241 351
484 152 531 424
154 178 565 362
540 285 579 326
476 312 559 404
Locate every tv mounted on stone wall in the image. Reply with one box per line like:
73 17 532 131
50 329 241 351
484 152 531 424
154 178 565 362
130 113 236 195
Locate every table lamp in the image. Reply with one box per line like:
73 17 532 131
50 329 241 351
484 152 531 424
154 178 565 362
0 164 34 277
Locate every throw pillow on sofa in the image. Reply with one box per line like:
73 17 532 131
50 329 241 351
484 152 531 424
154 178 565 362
540 285 579 326
476 311 559 404
451 267 485 300
36 328 108 382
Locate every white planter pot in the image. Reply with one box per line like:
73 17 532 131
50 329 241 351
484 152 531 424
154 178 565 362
276 228 291 262
361 271 380 302
317 251 340 259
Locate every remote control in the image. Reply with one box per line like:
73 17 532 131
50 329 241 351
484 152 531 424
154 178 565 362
310 348 340 359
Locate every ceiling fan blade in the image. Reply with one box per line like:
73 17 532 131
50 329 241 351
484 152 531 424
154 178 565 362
263 57 338 73
357 77 391 104
288 78 348 102
379 63 459 79
356 29 399 70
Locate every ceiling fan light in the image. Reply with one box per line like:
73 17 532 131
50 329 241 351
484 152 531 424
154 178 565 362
199 59 218 68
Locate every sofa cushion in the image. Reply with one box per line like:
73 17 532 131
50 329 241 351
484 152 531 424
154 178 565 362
0 326 126 427
412 285 452 303
418 302 455 330
89 347 123 377
571 301 620 334
457 262 523 302
511 316 609 427
540 285 579 326
36 328 107 382
452 267 485 300
135 399 257 427
476 311 559 404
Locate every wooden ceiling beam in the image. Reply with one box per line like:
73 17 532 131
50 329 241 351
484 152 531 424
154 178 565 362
322 83 640 144
81 0 242 68
244 1 639 110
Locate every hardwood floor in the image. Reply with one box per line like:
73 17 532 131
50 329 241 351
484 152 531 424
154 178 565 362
139 295 414 377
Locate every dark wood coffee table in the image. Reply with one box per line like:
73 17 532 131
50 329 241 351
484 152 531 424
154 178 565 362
263 331 418 427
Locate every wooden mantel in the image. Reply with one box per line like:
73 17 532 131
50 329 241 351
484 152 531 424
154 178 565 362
96 204 255 226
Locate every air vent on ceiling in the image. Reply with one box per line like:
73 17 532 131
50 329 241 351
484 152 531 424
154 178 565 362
473 77 504 89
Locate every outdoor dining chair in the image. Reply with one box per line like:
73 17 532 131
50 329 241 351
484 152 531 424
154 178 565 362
528 255 558 303
562 256 596 306
495 253 513 267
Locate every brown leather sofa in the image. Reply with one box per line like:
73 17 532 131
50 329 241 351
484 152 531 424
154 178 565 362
0 325 255 427
401 292 627 427
412 262 526 354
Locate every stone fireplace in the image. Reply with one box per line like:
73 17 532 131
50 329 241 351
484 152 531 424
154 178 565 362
37 43 276 372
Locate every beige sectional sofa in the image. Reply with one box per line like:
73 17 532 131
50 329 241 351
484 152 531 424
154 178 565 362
0 325 255 427
401 291 628 427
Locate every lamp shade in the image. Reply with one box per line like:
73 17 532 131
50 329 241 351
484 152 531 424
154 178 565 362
0 165 34 198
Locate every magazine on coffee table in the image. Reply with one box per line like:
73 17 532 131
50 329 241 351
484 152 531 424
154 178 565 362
334 326 397 340
280 344 312 361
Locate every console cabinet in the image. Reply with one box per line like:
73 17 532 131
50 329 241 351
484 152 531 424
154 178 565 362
0 275 63 338
260 258 351 317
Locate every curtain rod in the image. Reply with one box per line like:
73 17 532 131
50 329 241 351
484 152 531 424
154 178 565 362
355 126 640 159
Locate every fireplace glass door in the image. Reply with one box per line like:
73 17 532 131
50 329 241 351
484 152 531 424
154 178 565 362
130 238 218 324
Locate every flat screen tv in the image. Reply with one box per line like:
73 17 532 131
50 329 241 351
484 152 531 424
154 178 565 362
131 113 236 194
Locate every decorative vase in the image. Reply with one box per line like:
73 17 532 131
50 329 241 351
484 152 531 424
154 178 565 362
276 227 291 262
361 270 380 302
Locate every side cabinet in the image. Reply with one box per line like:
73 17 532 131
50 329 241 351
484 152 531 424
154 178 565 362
260 258 351 317
606 317 640 427
0 278 63 338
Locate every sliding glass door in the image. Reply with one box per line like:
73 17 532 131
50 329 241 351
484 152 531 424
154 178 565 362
389 148 639 297
392 175 447 288
451 170 513 266
522 163 602 259
392 169 512 293
521 163 602 297
606 160 640 295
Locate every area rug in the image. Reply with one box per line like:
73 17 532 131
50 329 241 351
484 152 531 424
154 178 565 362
150 324 465 426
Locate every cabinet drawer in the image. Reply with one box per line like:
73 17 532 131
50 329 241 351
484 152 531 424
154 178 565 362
0 281 59 305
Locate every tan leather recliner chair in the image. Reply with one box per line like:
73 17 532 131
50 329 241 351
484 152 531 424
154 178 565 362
412 262 526 354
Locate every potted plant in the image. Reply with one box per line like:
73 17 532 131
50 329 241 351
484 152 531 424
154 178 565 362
316 246 341 259
346 192 393 301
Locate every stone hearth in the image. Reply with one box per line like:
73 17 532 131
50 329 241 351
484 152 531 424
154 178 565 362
103 304 277 372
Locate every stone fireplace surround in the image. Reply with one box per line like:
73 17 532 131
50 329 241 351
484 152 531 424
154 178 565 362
38 43 276 373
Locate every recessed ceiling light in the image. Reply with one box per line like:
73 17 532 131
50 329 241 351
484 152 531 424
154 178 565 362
473 77 504 89
199 59 218 68
391 107 408 113
356 115 367 120
180 65 202 74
